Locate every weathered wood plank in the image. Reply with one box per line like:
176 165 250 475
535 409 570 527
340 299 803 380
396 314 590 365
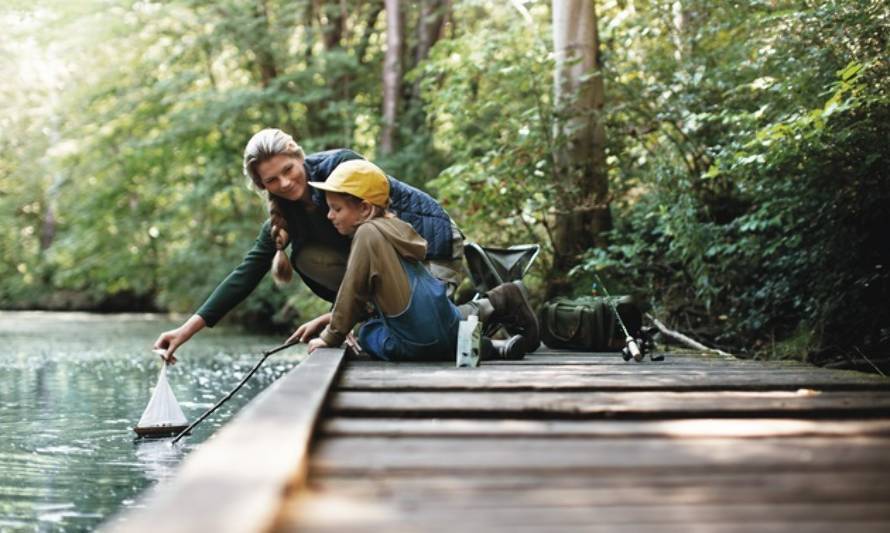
330 390 890 418
320 417 890 439
310 436 890 473
283 345 889 531
346 360 737 370
279 491 890 532
104 347 347 533
282 521 890 533
337 366 890 391
347 354 739 367
308 470 890 505
287 499 890 522
345 356 826 370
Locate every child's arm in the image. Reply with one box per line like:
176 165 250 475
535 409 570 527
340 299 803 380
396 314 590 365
317 225 377 348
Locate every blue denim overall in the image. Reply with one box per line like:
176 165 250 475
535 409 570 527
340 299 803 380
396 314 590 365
358 259 461 361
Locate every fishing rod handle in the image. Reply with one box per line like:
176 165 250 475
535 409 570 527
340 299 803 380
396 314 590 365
626 337 643 362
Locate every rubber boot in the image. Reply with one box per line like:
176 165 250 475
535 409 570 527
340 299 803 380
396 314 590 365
485 281 540 353
480 335 527 360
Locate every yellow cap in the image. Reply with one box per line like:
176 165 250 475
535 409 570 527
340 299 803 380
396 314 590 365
309 160 390 208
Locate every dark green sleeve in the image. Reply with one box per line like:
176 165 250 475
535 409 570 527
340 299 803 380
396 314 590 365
196 220 276 327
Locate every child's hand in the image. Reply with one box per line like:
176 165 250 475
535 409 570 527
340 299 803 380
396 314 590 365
307 338 329 353
286 312 332 344
345 332 362 355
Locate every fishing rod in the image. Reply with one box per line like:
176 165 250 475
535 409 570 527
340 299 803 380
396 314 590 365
170 341 297 445
592 272 662 363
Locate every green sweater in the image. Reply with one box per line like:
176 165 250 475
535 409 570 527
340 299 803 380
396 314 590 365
195 204 350 327
196 149 361 327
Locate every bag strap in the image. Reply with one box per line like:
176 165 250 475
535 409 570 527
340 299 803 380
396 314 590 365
594 300 607 348
547 301 582 342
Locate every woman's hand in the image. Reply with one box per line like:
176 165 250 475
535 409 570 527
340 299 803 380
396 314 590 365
286 312 332 345
307 337 329 354
153 314 206 364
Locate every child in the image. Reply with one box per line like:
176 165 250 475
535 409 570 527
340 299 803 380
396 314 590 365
287 160 538 361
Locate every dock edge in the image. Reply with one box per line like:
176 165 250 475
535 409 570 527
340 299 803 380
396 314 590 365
102 347 346 533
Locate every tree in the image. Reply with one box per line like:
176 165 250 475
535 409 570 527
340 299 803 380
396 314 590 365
380 0 402 155
550 0 610 288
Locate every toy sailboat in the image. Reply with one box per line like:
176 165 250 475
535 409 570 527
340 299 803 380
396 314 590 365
133 354 188 438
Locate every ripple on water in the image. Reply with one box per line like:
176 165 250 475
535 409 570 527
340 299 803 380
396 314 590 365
35 445 95 456
0 311 298 531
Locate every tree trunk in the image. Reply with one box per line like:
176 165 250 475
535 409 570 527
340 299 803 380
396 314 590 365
415 0 449 66
356 3 385 65
551 0 611 289
411 0 450 101
671 0 689 61
317 0 347 51
254 0 279 87
380 0 403 155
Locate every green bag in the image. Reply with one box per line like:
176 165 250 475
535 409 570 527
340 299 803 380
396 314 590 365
538 296 642 351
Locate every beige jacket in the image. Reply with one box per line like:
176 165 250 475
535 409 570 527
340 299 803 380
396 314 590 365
319 216 427 347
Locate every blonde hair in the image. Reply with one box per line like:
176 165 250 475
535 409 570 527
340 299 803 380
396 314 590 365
243 129 306 285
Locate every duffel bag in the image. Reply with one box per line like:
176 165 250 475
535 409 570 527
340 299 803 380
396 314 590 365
538 296 642 351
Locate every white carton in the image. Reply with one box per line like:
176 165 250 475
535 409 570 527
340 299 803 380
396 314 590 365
455 315 481 368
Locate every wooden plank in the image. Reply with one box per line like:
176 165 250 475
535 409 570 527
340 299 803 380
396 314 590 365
344 361 810 373
346 360 741 370
347 354 741 367
337 366 890 392
485 360 831 371
282 471 890 530
307 470 890 505
310 436 890 473
330 390 890 418
282 521 890 533
278 491 890 532
320 417 890 439
287 498 890 522
105 347 347 533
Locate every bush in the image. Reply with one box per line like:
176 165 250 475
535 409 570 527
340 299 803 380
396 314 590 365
576 0 890 360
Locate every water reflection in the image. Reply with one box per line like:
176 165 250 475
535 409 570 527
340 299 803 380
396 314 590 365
0 311 303 531
132 440 186 484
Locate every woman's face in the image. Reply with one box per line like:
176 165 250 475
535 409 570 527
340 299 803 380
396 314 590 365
256 154 308 202
325 192 370 236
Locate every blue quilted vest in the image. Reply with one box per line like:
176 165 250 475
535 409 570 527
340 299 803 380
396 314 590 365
305 149 454 259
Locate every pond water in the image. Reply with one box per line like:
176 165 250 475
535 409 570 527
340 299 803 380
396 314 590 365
0 311 303 532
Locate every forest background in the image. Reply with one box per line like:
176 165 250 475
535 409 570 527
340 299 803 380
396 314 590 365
1 0 887 368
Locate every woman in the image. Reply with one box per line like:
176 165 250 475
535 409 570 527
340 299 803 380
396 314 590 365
153 128 464 362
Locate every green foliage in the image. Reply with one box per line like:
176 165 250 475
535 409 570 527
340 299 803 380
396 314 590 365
2 0 887 361
1 0 388 326
578 0 890 357
420 3 557 282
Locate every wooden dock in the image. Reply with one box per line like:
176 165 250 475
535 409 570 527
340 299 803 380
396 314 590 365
110 347 890 533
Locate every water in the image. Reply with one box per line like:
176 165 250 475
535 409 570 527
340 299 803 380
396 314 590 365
0 311 304 532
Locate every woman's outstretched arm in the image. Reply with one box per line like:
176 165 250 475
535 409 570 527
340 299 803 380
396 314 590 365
153 314 206 364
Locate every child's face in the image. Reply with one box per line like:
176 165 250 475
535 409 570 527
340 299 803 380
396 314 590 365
326 192 369 235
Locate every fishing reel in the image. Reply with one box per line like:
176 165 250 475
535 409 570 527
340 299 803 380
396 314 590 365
621 327 663 362
591 275 664 363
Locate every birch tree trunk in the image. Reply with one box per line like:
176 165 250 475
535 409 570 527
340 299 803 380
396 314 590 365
551 0 611 286
380 0 403 155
